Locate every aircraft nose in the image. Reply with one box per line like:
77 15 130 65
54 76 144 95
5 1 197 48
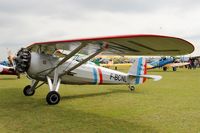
14 48 31 73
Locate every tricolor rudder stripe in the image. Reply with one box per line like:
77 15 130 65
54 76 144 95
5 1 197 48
135 58 142 84
143 61 147 83
135 57 147 84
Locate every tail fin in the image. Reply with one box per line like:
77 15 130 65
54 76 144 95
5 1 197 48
128 57 162 85
128 57 147 84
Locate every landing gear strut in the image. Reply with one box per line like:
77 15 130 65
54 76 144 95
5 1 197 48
46 68 61 105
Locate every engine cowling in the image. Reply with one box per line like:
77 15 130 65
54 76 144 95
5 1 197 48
14 48 31 73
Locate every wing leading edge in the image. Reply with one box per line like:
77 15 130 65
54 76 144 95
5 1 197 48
27 34 194 56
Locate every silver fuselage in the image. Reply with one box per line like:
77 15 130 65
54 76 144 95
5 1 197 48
27 52 131 85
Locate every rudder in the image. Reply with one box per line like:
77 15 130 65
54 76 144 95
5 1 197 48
128 57 147 84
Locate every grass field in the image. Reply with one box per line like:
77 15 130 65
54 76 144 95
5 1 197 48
0 68 200 133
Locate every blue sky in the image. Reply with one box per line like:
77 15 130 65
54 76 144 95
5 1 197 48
0 0 200 59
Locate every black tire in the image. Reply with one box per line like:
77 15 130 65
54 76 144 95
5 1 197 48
173 67 177 71
163 67 167 71
129 86 135 91
46 91 60 105
23 85 35 96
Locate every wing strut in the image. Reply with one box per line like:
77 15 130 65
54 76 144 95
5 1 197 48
47 43 87 75
59 44 108 78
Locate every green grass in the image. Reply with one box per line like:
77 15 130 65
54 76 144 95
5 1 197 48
0 68 200 133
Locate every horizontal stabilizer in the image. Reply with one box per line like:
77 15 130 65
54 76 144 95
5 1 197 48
129 74 162 81
166 62 190 67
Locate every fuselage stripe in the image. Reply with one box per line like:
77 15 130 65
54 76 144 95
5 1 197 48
97 68 103 84
92 67 98 84
136 58 142 84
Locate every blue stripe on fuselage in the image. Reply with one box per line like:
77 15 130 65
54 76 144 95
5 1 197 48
92 67 98 84
136 58 143 84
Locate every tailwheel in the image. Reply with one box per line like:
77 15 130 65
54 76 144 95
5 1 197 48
23 85 35 96
46 91 60 105
129 85 135 91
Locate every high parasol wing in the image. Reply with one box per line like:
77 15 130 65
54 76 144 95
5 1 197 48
27 34 194 56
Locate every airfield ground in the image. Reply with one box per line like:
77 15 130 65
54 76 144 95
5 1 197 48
0 68 200 133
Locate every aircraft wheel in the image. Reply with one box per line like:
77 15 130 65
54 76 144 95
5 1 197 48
46 91 60 105
163 67 167 71
23 85 35 96
129 86 135 91
173 67 177 71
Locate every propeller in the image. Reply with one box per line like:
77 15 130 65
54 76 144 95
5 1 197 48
7 50 15 66
14 48 31 73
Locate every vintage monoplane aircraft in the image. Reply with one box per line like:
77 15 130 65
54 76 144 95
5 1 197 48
147 57 190 71
13 35 194 105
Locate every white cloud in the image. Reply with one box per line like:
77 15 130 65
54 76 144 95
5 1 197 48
0 0 200 60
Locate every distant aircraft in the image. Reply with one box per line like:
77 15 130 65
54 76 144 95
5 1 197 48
0 51 20 78
100 57 189 71
0 63 17 75
13 34 194 105
147 57 189 71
